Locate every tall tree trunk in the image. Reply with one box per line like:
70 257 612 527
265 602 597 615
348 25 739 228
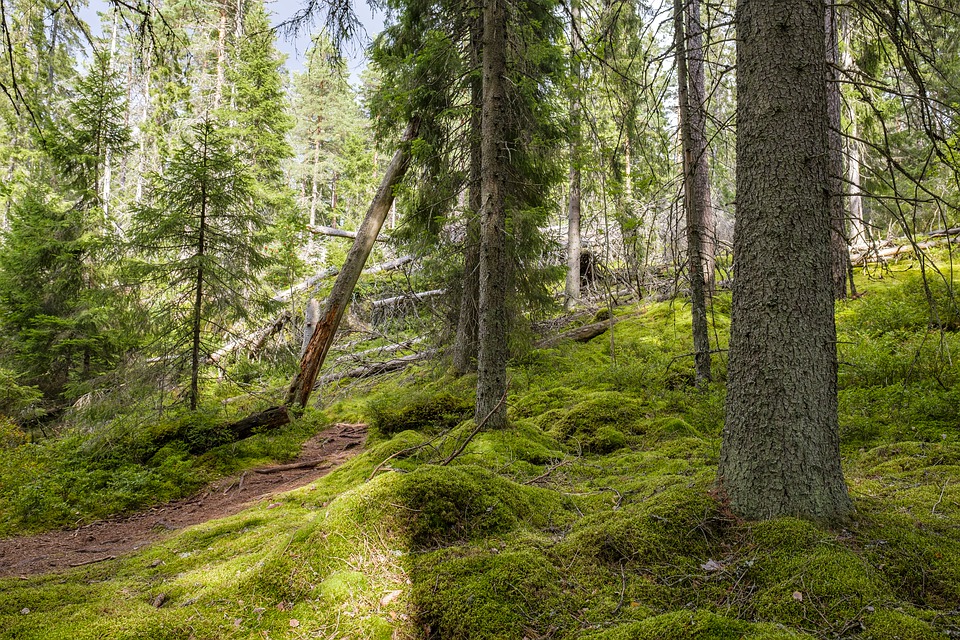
285 121 420 409
190 132 210 411
719 0 852 522
102 9 120 217
685 0 716 294
453 17 483 376
841 11 866 249
826 2 848 299
675 0 711 386
564 0 582 310
475 0 509 430
214 8 227 110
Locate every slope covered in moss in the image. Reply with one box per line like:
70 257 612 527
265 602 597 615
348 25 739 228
2 265 960 639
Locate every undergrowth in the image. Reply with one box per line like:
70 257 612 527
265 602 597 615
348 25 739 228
2 261 960 638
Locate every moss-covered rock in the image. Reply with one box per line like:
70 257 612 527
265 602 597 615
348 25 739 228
367 390 473 436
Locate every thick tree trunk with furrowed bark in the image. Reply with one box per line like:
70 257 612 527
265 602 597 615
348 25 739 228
719 0 853 522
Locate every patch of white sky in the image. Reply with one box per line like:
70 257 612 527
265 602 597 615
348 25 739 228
78 0 385 86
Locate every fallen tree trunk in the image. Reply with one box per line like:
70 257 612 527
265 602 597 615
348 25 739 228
228 405 291 440
286 119 421 409
272 255 416 304
308 225 390 242
333 338 425 365
318 351 431 385
369 289 446 310
536 314 636 349
208 311 292 363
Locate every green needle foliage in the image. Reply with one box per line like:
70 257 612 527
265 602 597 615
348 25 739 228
130 119 275 410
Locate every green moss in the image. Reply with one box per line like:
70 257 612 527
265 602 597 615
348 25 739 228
583 610 812 639
547 391 646 453
411 548 565 639
750 518 823 553
750 533 891 629
863 609 942 640
366 389 473 437
326 464 574 550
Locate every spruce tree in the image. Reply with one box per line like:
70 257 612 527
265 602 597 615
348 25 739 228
131 119 274 410
0 51 132 401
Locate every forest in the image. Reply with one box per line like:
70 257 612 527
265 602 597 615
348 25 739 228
1 0 959 638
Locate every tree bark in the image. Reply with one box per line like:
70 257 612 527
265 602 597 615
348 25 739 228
826 2 848 299
719 0 852 522
228 405 290 440
285 120 420 409
564 0 583 310
453 16 483 376
841 10 866 249
300 298 320 358
675 0 712 387
685 0 716 294
190 130 209 411
475 0 509 430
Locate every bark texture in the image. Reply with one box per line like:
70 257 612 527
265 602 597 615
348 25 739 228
719 0 853 522
564 0 582 311
676 0 712 387
825 2 848 299
285 120 420 409
453 18 483 376
475 0 509 430
684 0 716 294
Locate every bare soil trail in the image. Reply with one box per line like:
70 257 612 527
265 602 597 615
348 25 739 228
0 422 367 579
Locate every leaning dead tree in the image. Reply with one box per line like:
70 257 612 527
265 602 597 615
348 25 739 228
286 119 421 410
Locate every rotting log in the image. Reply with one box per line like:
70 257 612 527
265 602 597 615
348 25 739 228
228 405 291 440
286 119 421 409
536 314 637 349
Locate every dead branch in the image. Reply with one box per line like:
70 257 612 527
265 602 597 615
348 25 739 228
308 225 390 242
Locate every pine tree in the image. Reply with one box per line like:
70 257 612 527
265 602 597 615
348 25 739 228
131 119 274 410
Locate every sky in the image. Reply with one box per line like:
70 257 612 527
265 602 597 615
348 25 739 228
79 0 385 83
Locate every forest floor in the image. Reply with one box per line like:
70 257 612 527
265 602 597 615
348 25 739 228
0 422 367 578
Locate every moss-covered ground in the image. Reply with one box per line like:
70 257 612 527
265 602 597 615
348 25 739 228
2 261 960 638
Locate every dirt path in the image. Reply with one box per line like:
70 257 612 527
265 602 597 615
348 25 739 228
0 422 367 579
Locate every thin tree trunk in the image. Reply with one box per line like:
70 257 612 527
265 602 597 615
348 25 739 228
826 2 848 299
214 8 227 110
190 132 209 411
675 0 711 387
102 10 119 216
475 0 509 430
685 0 715 294
453 16 483 376
285 120 420 409
842 10 866 249
720 0 852 522
564 0 582 310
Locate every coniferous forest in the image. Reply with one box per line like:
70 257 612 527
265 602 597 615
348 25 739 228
2 0 960 638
